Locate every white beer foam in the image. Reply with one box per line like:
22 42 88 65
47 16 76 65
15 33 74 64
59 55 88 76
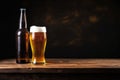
30 25 46 32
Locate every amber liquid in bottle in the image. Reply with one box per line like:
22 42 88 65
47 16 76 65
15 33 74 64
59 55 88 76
16 8 30 63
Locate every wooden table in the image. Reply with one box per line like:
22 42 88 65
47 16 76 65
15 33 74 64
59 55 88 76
1 58 120 80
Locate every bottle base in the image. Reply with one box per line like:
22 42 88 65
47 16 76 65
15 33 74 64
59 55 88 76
16 60 30 64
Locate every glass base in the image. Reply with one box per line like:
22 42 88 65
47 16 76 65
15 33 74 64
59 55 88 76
31 58 46 64
32 61 46 64
31 60 46 64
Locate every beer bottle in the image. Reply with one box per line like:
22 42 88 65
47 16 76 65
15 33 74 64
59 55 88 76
16 8 30 63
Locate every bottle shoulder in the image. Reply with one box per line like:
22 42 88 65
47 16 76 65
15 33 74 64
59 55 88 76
16 28 29 35
16 28 29 32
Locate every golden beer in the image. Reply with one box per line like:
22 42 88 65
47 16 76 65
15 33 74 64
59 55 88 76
30 26 47 64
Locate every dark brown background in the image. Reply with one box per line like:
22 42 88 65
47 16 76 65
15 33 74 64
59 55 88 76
0 0 119 59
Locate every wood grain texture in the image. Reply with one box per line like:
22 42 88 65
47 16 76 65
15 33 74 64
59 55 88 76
0 58 120 73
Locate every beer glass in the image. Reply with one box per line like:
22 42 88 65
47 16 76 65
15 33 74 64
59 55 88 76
30 26 47 64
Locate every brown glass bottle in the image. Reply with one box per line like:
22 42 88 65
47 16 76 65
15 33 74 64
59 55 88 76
16 8 30 63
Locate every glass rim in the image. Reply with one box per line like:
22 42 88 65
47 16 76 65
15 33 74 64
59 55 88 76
30 25 46 32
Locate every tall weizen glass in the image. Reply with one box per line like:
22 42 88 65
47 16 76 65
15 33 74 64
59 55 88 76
30 26 47 64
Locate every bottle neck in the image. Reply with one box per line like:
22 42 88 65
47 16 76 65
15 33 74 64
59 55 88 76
19 8 27 29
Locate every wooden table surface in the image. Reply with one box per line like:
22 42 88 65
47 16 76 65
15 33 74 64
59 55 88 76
1 58 120 73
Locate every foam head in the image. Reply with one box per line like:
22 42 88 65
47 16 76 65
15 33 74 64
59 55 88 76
30 25 46 32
